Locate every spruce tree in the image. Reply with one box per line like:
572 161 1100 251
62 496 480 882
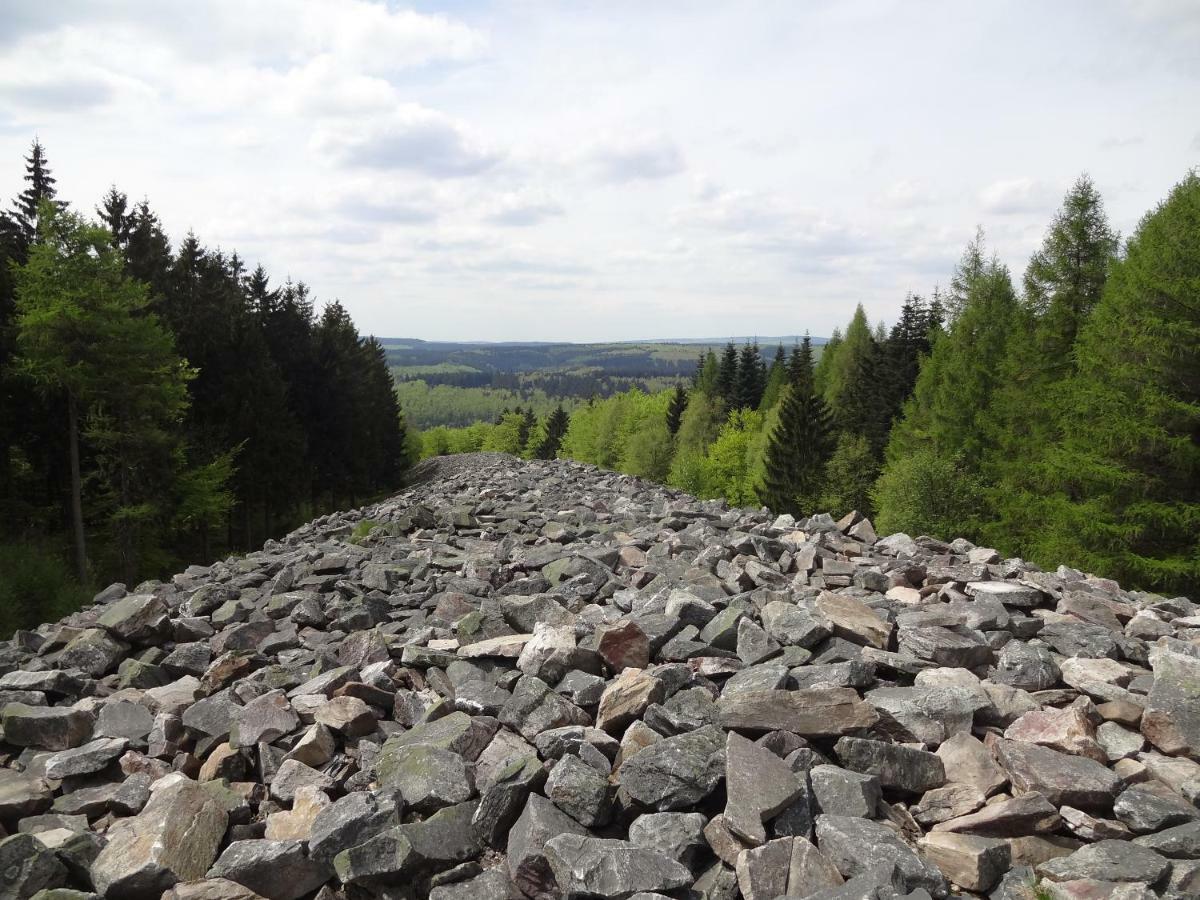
534 405 570 459
735 342 764 409
10 140 64 247
97 187 133 252
715 341 738 403
759 344 787 409
666 384 688 435
760 336 833 515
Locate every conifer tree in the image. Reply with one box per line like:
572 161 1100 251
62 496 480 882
715 341 738 402
14 204 219 581
759 345 787 410
9 140 64 247
735 342 764 409
533 405 570 459
666 384 688 435
760 336 833 515
1029 173 1200 593
97 187 133 252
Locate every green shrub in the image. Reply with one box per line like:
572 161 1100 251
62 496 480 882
872 450 983 539
0 541 91 637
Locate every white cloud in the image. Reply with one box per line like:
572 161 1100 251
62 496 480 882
313 105 502 177
588 134 685 182
483 190 565 227
0 1 1195 341
978 178 1057 215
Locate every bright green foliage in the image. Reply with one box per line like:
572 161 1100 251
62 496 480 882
872 450 983 538
759 345 788 410
1027 173 1200 593
621 416 674 482
482 412 529 454
692 408 766 506
14 204 218 581
668 389 725 493
812 327 841 398
822 305 872 411
819 433 879 518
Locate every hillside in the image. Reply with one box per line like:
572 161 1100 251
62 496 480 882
0 454 1197 898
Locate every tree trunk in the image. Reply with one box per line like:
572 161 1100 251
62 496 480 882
66 395 87 583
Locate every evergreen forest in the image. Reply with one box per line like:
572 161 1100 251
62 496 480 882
0 142 410 634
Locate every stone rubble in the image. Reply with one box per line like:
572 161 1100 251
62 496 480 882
0 452 1196 898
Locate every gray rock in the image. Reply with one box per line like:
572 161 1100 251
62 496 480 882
919 832 1010 892
206 840 327 900
833 737 945 794
308 791 401 866
994 740 1122 811
2 703 94 750
618 723 725 810
545 754 612 827
90 776 228 899
44 737 127 779
0 832 69 897
724 730 804 843
717 688 878 736
1113 783 1200 834
507 794 589 899
376 743 473 813
544 833 693 898
810 765 881 819
627 812 708 865
1037 839 1171 885
815 815 947 897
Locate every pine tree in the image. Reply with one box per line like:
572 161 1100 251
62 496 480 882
97 187 133 252
715 341 739 403
666 384 688 435
760 336 833 515
9 140 64 247
735 342 764 409
533 406 570 459
1030 173 1200 593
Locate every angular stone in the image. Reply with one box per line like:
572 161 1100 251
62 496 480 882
815 814 947 897
865 686 983 746
1141 648 1200 760
597 620 651 671
268 759 334 803
596 668 666 735
90 776 228 899
501 675 590 741
308 791 401 867
920 832 1010 892
933 791 1061 836
1037 840 1170 885
1113 783 1200 834
912 783 986 827
0 768 53 818
619 724 725 811
725 731 803 844
58 628 128 676
935 732 1007 797
810 765 881 819
994 740 1122 811
717 688 878 736
44 737 128 779
162 878 268 900
545 834 692 898
816 593 892 649
205 839 327 900
627 812 707 865
990 642 1061 692
264 785 331 841
507 794 589 899
313 695 375 737
230 690 298 748
0 832 68 897
97 594 169 644
834 737 945 794
377 743 473 813
545 754 612 827
1004 707 1106 763
735 837 793 900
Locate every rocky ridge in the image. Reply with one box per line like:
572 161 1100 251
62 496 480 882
0 453 1199 900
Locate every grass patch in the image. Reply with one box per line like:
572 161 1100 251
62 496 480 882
349 519 381 545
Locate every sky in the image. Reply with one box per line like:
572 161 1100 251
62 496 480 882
1 0 1197 342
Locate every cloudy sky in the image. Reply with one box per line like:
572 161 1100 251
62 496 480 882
1 1 1197 341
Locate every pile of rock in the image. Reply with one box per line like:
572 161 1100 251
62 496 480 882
0 452 1198 900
